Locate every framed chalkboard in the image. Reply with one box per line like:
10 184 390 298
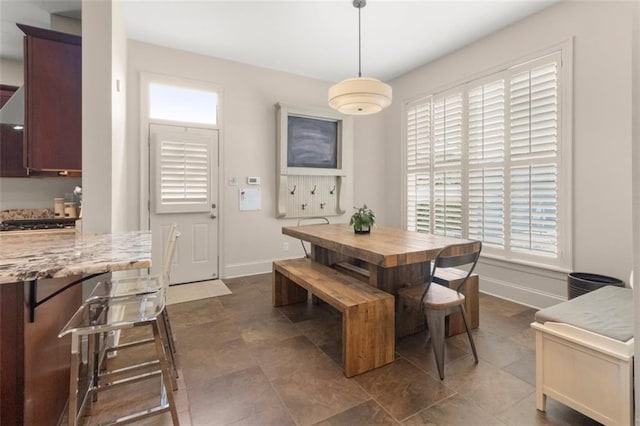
276 103 345 176
275 103 351 218
287 115 338 169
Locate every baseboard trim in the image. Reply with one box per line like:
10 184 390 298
224 257 300 279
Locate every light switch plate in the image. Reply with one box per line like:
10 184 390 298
228 177 238 186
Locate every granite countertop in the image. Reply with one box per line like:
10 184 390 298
0 231 151 284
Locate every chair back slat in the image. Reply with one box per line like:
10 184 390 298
437 251 480 269
161 224 180 285
297 217 330 258
423 241 482 301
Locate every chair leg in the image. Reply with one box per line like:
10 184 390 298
152 320 180 425
163 309 178 355
424 308 446 380
68 334 81 426
459 305 478 363
89 332 100 405
157 313 179 391
161 309 179 378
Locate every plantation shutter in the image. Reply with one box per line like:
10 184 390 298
468 168 504 246
434 170 462 237
510 164 558 254
403 50 565 266
433 93 463 167
509 60 558 160
433 91 463 237
407 173 430 232
406 98 431 232
155 132 211 213
508 54 560 255
467 77 505 247
406 101 431 169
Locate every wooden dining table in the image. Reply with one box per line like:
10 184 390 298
282 224 471 336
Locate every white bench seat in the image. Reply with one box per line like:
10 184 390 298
532 286 634 426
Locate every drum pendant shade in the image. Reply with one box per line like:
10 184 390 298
328 0 392 115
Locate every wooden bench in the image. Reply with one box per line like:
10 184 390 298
432 268 479 337
272 258 395 377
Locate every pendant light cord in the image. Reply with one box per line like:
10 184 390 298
358 4 362 78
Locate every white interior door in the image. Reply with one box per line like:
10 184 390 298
149 124 219 284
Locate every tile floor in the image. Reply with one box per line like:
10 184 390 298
82 273 602 425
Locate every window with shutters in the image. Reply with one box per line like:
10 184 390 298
405 50 570 269
155 133 211 214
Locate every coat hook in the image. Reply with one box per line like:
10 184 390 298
301 203 307 210
329 185 336 194
290 185 297 195
320 202 326 209
311 185 317 195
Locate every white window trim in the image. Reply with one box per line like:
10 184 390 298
402 39 573 271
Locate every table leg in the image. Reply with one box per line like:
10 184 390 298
369 262 430 338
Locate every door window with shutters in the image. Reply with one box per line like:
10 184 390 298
154 131 211 214
405 51 570 269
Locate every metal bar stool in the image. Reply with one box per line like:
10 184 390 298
85 224 180 377
59 228 181 425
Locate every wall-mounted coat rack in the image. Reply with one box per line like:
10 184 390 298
275 103 352 218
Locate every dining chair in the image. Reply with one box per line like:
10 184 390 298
397 241 482 380
297 216 329 258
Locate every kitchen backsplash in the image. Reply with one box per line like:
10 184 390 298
0 208 54 221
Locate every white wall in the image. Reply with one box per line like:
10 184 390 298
126 41 353 277
0 178 81 210
0 58 22 86
353 115 388 225
379 1 635 307
50 15 81 36
81 0 128 233
111 0 128 232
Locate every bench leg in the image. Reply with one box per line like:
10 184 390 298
535 330 547 411
343 299 395 377
272 270 308 306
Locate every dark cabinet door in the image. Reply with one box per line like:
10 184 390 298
0 85 28 177
22 25 81 172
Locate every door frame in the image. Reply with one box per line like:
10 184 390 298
138 71 225 278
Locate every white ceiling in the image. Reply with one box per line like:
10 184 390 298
1 0 557 83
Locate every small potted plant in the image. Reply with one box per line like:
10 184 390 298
350 204 375 234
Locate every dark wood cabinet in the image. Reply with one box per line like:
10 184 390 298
0 85 28 177
20 24 81 173
0 276 82 425
0 85 17 106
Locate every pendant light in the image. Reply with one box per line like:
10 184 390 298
329 0 392 115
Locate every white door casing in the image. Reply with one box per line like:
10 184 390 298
149 124 219 284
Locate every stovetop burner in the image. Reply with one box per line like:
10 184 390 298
0 218 77 232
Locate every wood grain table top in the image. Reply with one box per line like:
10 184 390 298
282 224 471 268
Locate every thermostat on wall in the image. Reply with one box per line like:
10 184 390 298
247 176 260 185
